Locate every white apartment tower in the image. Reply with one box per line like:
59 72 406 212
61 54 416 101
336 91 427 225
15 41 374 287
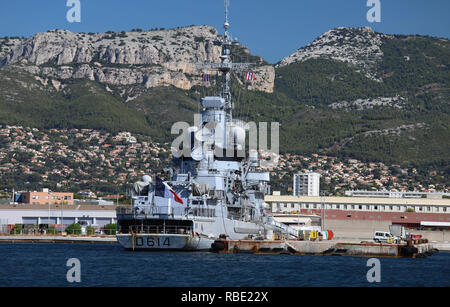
293 172 321 197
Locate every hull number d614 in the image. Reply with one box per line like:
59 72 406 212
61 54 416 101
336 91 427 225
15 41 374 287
135 237 171 247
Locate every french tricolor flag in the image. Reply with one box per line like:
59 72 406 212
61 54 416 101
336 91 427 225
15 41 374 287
155 177 184 204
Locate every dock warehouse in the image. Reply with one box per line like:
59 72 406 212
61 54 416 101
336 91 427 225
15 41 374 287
265 195 450 241
0 204 117 227
265 195 450 216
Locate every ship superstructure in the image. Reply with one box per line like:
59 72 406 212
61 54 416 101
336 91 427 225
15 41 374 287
116 1 299 251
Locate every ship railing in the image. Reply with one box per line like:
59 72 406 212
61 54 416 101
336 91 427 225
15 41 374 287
116 206 134 215
118 205 218 218
148 206 187 216
190 207 216 218
121 225 193 235
116 205 188 216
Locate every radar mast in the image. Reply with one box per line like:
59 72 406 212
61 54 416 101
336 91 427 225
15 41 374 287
197 0 253 122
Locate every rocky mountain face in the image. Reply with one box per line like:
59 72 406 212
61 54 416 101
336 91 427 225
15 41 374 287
0 25 424 98
0 26 274 94
278 26 387 81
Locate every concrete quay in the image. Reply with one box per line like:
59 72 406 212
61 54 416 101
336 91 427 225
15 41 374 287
1 235 447 255
431 242 450 251
0 235 118 244
330 242 436 258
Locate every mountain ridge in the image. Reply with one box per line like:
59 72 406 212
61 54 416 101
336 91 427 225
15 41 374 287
0 25 449 173
0 26 274 94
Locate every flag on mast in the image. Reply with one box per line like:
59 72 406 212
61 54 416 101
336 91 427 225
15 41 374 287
155 177 184 204
202 73 211 82
245 72 255 81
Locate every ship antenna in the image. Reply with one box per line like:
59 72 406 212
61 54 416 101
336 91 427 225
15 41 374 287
196 0 253 121
225 0 229 27
222 0 232 121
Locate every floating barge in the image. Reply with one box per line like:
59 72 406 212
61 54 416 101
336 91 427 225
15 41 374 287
211 239 439 258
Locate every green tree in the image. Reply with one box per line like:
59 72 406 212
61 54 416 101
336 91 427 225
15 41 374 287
103 223 117 235
86 225 95 235
66 223 82 235
10 224 22 235
47 225 57 235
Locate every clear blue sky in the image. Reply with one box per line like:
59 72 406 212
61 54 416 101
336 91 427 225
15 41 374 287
0 0 449 64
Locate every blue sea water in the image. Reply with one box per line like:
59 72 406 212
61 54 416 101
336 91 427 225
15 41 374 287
0 243 448 287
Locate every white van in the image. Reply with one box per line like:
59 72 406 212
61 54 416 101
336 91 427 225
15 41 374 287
373 231 400 243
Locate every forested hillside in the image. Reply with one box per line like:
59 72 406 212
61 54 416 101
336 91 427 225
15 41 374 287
0 26 449 178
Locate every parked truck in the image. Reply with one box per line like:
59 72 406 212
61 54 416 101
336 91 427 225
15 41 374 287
387 224 425 244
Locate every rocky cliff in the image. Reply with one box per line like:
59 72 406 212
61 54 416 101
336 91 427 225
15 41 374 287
0 26 274 93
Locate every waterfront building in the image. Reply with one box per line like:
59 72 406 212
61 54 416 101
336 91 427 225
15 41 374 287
265 195 450 229
266 195 450 215
0 203 117 228
345 190 449 199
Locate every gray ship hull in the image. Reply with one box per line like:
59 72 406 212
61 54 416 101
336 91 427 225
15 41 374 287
117 233 214 251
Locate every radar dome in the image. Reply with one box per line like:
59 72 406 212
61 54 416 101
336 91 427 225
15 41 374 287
142 175 152 183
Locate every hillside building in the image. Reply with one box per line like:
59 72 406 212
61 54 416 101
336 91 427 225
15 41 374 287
18 189 74 205
293 172 321 197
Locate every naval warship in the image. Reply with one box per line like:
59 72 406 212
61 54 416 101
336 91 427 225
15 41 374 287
116 1 299 251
